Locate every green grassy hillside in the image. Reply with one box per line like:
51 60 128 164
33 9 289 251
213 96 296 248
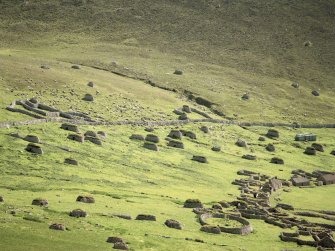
0 0 334 122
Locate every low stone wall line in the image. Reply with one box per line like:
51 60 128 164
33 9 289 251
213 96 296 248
1 116 335 129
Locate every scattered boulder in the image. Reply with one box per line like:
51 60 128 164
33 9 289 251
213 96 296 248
136 214 156 221
41 65 49 70
242 93 249 100
87 81 94 87
304 40 312 47
69 209 87 218
26 143 43 154
97 131 107 138
266 129 279 139
24 135 40 143
130 134 145 140
184 199 203 208
270 157 284 165
76 195 95 203
291 82 299 88
83 94 94 101
200 126 209 133
84 131 98 138
331 150 335 156
312 90 320 96
242 154 256 160
182 105 191 113
64 158 78 165
49 223 66 231
29 98 38 104
71 65 80 69
113 242 129 250
67 134 85 143
165 219 182 230
200 225 221 234
258 136 266 141
143 142 159 151
179 113 188 120
211 146 221 152
304 147 316 155
174 69 183 75
266 143 276 152
32 199 48 207
61 123 79 133
167 140 184 149
311 143 324 152
107 237 124 244
236 139 247 147
192 155 208 163
168 130 183 140
0 196 3 202
145 134 160 143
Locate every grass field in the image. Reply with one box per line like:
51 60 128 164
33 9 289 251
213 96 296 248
0 1 334 250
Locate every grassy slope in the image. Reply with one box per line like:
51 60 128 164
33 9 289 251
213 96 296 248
0 0 334 122
1 121 334 251
0 51 334 250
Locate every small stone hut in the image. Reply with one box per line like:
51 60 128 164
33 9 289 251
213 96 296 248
165 219 182 230
168 130 183 140
135 214 156 221
24 135 40 143
180 130 197 139
295 134 317 141
69 209 87 218
84 131 98 138
182 105 192 113
26 143 43 154
145 134 160 143
270 157 284 164
67 134 85 143
83 94 94 101
85 136 102 145
167 140 184 149
291 176 310 186
317 174 335 185
76 195 95 203
242 154 256 160
266 129 279 139
304 147 316 155
64 158 78 165
32 198 48 206
143 142 159 151
266 143 275 152
311 143 324 152
130 134 145 141
184 199 203 208
192 155 208 163
61 123 79 133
